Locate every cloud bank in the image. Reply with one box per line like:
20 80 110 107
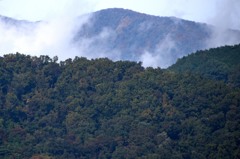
205 0 240 48
0 15 91 60
140 34 177 68
0 0 239 68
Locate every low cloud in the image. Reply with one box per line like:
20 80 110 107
1 0 240 68
0 15 91 60
212 0 240 30
140 34 177 68
206 27 240 48
74 27 122 61
0 13 123 62
206 0 240 48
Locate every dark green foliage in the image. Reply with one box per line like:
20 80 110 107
0 44 240 158
169 44 240 86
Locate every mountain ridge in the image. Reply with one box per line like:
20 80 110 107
75 8 210 60
1 8 240 67
74 8 240 67
0 44 239 158
169 44 240 86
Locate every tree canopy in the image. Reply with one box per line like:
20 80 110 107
0 44 240 158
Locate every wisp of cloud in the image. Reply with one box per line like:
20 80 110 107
206 0 240 48
0 14 92 60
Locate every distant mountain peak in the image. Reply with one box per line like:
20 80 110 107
1 8 240 68
74 8 213 67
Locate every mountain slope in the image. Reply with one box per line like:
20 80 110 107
0 15 38 28
74 8 240 67
0 44 240 158
169 44 240 86
1 8 240 68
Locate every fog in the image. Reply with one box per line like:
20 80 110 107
206 0 240 48
140 34 177 68
0 0 240 68
0 15 91 60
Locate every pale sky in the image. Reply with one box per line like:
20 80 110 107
0 0 239 29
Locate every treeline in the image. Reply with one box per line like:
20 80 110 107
0 45 240 158
169 44 240 87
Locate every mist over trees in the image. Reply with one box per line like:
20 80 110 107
1 8 240 68
0 44 239 158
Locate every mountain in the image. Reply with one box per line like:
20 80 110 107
0 44 240 158
1 8 240 67
169 44 240 86
0 15 38 28
74 8 240 67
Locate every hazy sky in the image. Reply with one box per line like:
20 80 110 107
0 0 239 29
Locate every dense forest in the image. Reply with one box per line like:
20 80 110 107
0 44 240 158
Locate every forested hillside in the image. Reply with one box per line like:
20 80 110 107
0 44 240 158
76 8 211 57
75 8 240 67
170 44 240 87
